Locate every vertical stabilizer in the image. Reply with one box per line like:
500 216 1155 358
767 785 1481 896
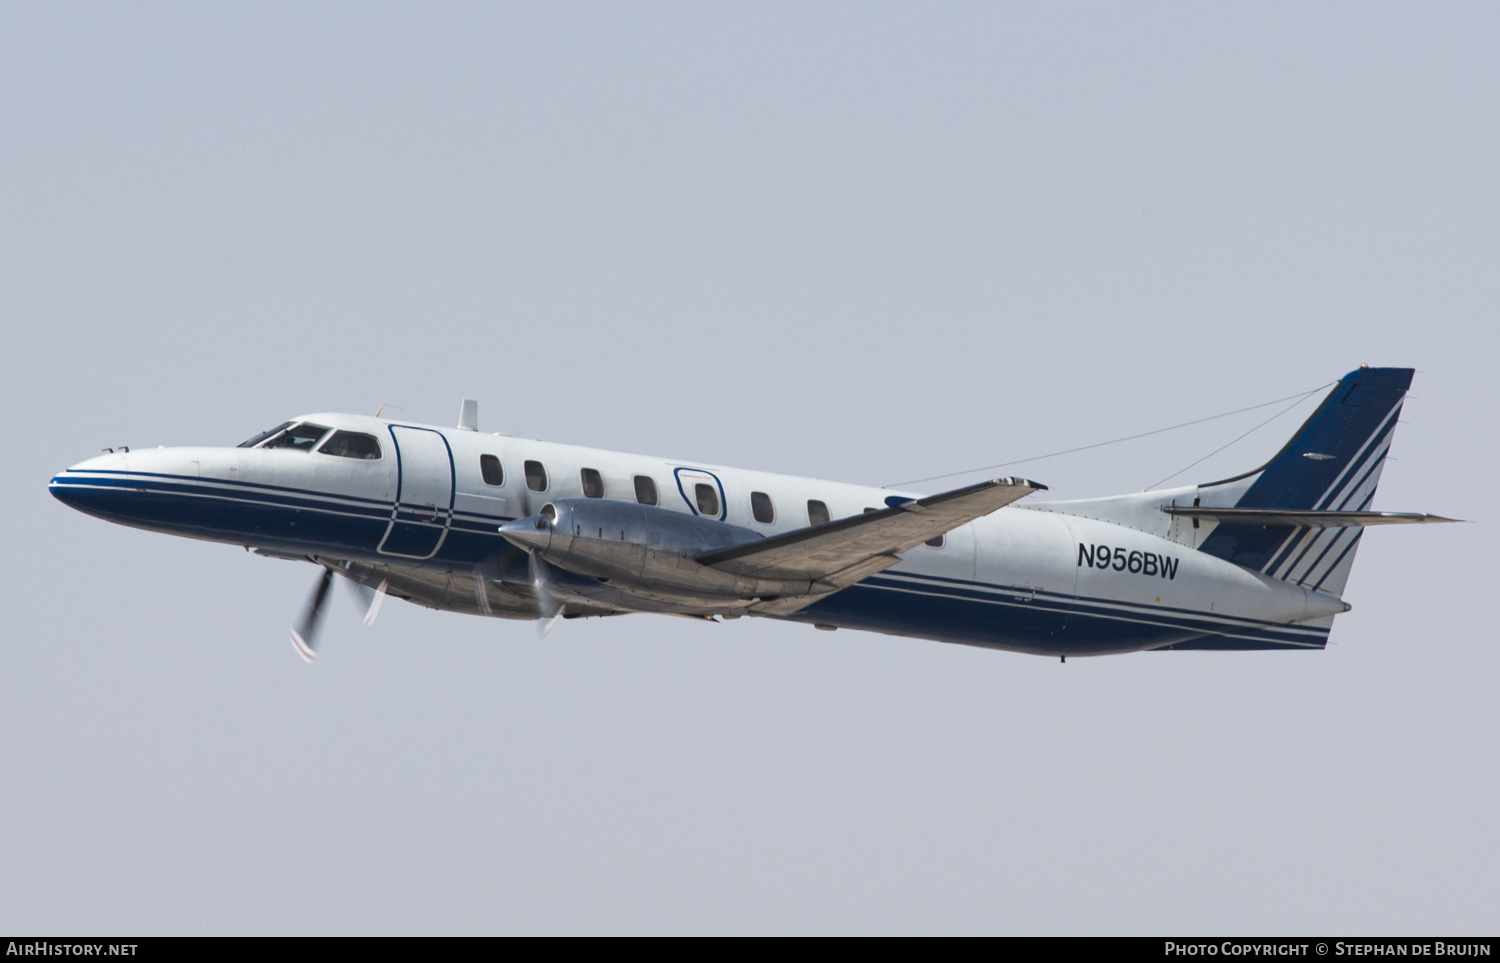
1196 366 1413 595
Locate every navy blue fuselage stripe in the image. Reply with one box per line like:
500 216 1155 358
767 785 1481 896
865 573 1326 642
873 581 1325 639
873 570 1323 635
1165 636 1324 651
810 582 1327 654
58 472 518 525
60 468 394 506
869 583 1322 643
53 473 519 529
57 476 396 522
56 477 394 521
59 472 388 512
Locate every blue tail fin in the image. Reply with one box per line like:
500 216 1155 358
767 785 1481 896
1196 366 1413 593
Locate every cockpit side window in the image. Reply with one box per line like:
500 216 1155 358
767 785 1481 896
318 431 382 459
260 423 332 452
238 422 293 448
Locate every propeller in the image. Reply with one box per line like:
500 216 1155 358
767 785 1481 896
471 558 501 617
289 567 335 663
365 579 388 625
290 551 564 655
345 576 388 626
290 568 387 663
527 550 566 636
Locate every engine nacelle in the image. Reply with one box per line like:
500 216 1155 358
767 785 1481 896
499 499 811 609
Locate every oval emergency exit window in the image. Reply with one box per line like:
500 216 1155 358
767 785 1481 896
695 483 720 517
672 468 725 519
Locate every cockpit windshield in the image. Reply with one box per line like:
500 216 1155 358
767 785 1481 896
259 422 332 452
237 422 293 448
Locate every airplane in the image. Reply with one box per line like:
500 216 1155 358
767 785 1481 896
48 365 1455 662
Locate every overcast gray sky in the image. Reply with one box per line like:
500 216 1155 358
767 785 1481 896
2 2 1495 935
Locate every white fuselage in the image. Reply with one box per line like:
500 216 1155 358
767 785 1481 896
50 412 1347 656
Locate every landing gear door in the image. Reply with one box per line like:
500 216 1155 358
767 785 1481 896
378 426 455 559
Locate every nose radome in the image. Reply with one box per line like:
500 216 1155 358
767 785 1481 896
50 450 130 509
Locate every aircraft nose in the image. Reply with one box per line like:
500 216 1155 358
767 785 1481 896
48 473 83 508
498 517 551 551
49 451 128 514
48 448 199 529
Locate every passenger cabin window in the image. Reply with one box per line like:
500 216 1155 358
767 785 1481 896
524 460 548 492
480 454 503 486
807 500 830 526
318 431 382 460
695 483 720 517
751 491 775 524
580 468 605 498
926 534 945 548
261 423 331 452
238 422 292 448
634 475 658 506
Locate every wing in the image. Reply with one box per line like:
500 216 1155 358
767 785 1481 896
696 476 1046 615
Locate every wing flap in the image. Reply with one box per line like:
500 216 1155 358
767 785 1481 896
746 554 904 617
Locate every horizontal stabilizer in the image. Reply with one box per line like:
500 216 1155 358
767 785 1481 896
1164 507 1459 528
